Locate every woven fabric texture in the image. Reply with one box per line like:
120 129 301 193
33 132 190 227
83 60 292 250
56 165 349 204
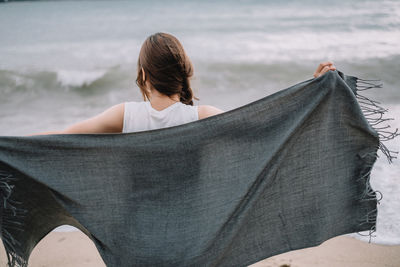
1 70 396 267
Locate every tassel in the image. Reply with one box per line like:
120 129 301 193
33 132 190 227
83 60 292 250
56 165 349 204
0 170 29 267
355 78 399 163
354 77 399 243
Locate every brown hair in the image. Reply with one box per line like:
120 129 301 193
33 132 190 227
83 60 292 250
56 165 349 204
136 32 199 105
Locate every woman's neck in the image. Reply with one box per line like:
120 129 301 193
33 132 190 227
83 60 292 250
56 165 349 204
148 90 180 111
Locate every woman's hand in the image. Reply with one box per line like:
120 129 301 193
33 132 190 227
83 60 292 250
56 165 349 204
313 62 336 78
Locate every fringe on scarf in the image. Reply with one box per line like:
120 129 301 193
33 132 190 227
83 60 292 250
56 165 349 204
354 77 399 243
0 170 29 267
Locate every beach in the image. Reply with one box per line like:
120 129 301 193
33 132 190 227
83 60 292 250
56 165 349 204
1 231 399 267
1 0 400 266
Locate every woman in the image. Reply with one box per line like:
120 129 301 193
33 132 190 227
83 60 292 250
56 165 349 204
29 33 335 135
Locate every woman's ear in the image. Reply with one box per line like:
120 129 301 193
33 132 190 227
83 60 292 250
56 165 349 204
142 68 146 82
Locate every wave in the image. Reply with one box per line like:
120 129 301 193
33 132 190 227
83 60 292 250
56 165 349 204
0 66 136 97
56 69 108 87
1 55 399 103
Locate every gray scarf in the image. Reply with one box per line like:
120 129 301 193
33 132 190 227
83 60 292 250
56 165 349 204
0 70 398 267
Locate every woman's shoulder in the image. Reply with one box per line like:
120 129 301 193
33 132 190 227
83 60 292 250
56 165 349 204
197 105 224 120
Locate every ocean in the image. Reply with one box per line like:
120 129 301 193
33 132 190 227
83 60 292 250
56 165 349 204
0 0 399 245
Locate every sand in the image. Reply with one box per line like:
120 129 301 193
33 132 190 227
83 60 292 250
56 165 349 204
1 231 399 267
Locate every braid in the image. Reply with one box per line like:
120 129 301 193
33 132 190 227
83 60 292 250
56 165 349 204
180 76 194 105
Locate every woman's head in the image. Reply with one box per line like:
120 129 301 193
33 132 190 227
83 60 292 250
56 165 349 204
136 32 198 105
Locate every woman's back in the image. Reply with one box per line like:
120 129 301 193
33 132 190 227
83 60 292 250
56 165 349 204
122 101 199 133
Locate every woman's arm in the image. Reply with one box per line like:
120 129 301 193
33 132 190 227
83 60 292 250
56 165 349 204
26 62 334 136
26 103 125 136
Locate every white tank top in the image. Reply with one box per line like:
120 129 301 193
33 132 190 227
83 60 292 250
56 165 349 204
122 101 199 133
